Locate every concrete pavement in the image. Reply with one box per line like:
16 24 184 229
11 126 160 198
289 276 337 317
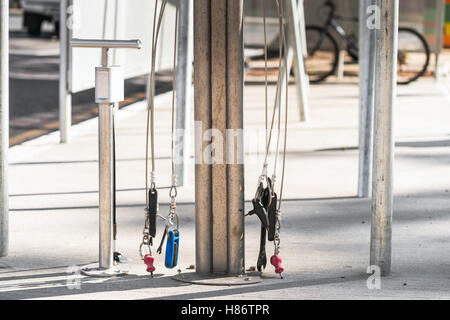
1 76 450 299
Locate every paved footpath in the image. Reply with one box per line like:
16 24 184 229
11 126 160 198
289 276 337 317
1 76 450 299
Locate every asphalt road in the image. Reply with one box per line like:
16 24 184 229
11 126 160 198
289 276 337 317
8 12 171 146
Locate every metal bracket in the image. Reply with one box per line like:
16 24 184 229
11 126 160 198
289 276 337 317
173 272 263 286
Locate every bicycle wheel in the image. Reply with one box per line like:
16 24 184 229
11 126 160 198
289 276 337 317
397 27 430 85
305 26 339 83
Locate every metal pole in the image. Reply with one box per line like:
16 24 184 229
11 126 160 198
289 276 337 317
59 0 72 143
71 39 142 49
194 0 213 274
297 0 310 93
175 0 193 187
226 0 245 275
336 50 345 80
297 0 308 60
0 0 9 257
71 39 141 276
434 0 445 79
98 48 114 269
370 0 399 277
285 0 309 122
278 45 293 105
358 0 376 198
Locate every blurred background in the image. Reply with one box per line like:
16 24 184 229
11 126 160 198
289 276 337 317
7 0 450 146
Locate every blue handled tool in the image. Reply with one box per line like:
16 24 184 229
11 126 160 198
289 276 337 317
157 202 180 269
165 229 180 269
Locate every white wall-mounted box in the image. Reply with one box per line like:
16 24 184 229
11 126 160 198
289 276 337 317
95 66 124 104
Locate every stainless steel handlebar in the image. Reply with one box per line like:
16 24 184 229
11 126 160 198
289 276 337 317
70 39 142 49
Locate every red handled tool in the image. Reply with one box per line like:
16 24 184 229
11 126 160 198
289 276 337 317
144 254 155 276
270 255 284 278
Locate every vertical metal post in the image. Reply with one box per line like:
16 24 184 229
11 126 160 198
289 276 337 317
434 0 445 79
277 47 293 115
297 0 310 93
71 39 141 276
297 0 308 60
194 0 213 274
370 0 399 276
336 50 345 80
175 0 193 187
285 0 309 122
226 0 245 275
98 48 114 270
358 0 376 198
113 0 125 65
59 0 72 143
0 0 9 257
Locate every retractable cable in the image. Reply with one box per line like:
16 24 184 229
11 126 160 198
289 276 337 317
246 0 289 279
141 0 168 276
112 104 131 265
141 0 181 276
271 0 289 278
112 107 126 264
158 0 181 270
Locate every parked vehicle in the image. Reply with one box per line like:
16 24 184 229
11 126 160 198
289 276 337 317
20 0 59 36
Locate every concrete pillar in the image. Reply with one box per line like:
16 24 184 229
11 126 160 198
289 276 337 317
0 0 9 257
194 0 212 274
358 0 376 198
226 0 245 275
194 0 245 275
210 0 229 274
370 0 399 276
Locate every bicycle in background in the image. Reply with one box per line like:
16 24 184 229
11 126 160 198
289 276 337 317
306 0 430 85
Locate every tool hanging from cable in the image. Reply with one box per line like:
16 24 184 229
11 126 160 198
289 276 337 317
141 0 168 276
270 0 289 279
141 0 181 275
246 0 289 279
157 0 181 270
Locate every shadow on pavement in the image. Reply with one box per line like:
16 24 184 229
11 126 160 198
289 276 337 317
0 267 366 300
0 269 191 300
144 273 367 300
